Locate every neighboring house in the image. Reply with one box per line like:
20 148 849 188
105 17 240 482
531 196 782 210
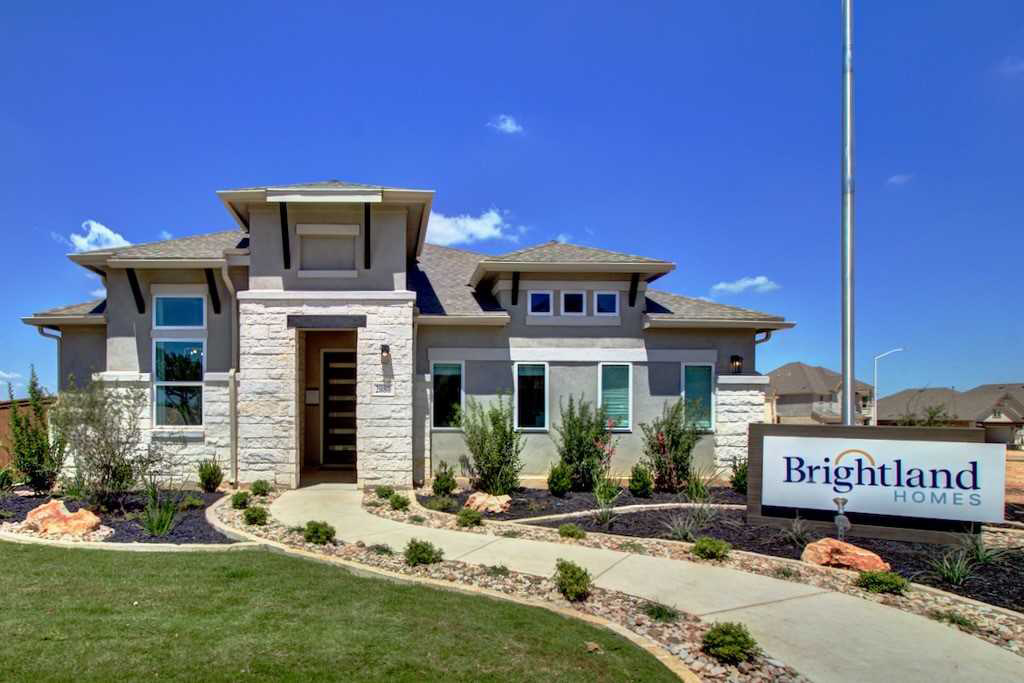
766 362 873 425
22 180 794 488
877 384 1024 446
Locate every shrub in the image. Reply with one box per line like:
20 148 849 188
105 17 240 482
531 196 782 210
243 506 268 526
927 608 977 633
388 493 410 511
7 369 66 495
423 495 456 513
547 462 572 498
639 399 702 493
303 520 336 545
553 559 592 602
772 565 799 580
558 523 586 539
855 570 909 595
959 533 1012 566
618 541 646 554
432 461 458 497
692 537 731 560
628 463 654 498
730 458 748 495
375 485 395 499
0 467 13 496
231 490 250 509
368 543 393 555
404 538 444 566
552 395 615 491
460 394 524 495
702 622 760 664
197 460 223 493
781 514 813 549
683 463 718 502
409 514 426 524
926 549 975 587
663 503 719 542
57 473 87 500
178 494 205 511
486 564 510 577
500 529 521 538
140 483 178 537
642 602 679 623
457 507 483 527
251 479 272 496
592 475 622 527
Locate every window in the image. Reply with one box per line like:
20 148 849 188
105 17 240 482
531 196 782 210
599 363 632 430
432 362 464 429
528 291 553 315
594 291 619 316
154 296 205 328
515 362 548 430
561 291 585 316
154 340 204 426
682 363 714 431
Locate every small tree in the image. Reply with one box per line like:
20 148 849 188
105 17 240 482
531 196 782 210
639 399 702 493
7 367 66 494
552 395 615 492
460 393 524 495
898 404 952 427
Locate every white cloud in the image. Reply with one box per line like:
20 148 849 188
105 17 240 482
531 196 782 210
0 370 21 381
997 56 1024 77
487 114 524 135
886 173 913 186
50 231 72 248
159 230 173 240
710 275 780 296
555 233 571 244
426 209 523 246
68 220 131 252
90 288 106 298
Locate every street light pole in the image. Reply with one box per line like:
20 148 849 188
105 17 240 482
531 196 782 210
840 0 857 426
872 348 904 426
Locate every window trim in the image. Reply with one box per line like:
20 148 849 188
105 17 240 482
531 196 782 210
513 361 549 432
297 223 360 277
152 337 206 428
560 290 586 317
431 360 465 432
598 362 633 432
681 361 716 432
153 294 207 330
593 291 620 316
527 290 554 316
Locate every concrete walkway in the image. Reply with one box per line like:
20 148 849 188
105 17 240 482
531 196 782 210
271 485 1021 683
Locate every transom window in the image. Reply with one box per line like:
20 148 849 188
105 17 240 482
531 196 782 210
515 362 548 430
594 291 619 316
528 291 553 315
682 363 714 431
432 362 464 429
154 296 205 328
154 340 204 426
561 291 585 316
599 363 632 430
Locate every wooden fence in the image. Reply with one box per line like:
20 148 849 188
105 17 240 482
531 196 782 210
0 397 56 469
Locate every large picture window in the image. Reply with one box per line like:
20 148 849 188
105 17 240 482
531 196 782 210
154 296 205 328
154 340 204 426
432 362 464 429
599 363 632 430
682 363 714 431
515 362 548 430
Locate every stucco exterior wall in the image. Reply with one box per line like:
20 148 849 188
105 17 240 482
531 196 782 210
58 325 106 390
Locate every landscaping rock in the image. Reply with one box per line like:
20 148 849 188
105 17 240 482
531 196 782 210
24 500 101 536
801 538 891 572
464 492 511 514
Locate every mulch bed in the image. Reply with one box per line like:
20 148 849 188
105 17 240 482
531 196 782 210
1 488 233 544
530 507 1024 613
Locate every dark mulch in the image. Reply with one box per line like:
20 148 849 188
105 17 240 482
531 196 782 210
530 507 1024 612
1 488 234 544
418 485 745 521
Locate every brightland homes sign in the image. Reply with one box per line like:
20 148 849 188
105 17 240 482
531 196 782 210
762 435 1006 523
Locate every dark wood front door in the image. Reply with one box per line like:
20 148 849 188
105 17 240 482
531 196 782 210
322 350 356 468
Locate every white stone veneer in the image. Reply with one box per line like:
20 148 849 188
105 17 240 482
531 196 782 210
714 383 766 465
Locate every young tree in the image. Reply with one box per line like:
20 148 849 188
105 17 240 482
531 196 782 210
7 367 66 494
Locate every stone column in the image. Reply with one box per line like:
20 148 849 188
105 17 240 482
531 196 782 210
714 381 767 466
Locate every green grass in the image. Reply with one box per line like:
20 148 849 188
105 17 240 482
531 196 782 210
0 543 675 682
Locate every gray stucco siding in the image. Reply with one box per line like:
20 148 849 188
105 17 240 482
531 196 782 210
58 325 106 390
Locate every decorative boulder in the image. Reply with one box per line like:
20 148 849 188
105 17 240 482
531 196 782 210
801 538 890 572
24 500 102 537
464 492 511 514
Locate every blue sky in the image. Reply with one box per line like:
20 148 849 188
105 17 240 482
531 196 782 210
1 2 1022 397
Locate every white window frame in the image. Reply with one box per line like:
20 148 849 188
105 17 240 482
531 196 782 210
593 291 620 316
152 294 207 330
527 290 554 316
560 290 586 317
681 361 716 431
431 360 465 431
152 338 206 428
513 361 549 431
598 362 633 432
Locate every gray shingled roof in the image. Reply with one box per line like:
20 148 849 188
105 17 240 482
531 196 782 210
876 388 962 420
768 362 872 397
878 385 1024 422
84 230 247 259
223 179 386 192
645 290 784 322
483 241 671 265
410 244 503 315
31 299 106 318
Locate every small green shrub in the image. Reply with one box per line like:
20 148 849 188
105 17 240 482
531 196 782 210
423 495 456 513
457 507 483 527
642 602 679 623
0 467 14 495
140 484 178 537
639 399 702 493
388 493 410 511
368 543 394 555
553 559 592 602
243 506 268 526
178 494 205 511
56 473 87 500
926 549 976 586
547 462 572 498
432 461 458 497
500 529 521 538
959 533 1012 566
375 485 395 499
460 393 525 495
730 458 748 495
683 463 716 502
592 474 622 527
486 564 510 577
855 570 909 595
558 523 586 539
927 608 977 632
231 491 250 509
618 541 646 554
197 460 223 493
251 479 272 496
7 369 66 495
0 509 13 519
409 514 426 524
702 622 760 664
552 395 614 491
303 520 336 545
781 514 813 549
404 538 444 566
627 463 654 498
692 537 731 560
772 565 799 580
664 503 718 542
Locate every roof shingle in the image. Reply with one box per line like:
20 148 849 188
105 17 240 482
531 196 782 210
31 299 106 318
483 241 671 265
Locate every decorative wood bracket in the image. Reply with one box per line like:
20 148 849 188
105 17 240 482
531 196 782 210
205 269 221 315
279 202 291 270
628 273 640 307
511 272 520 306
126 268 145 315
364 203 372 270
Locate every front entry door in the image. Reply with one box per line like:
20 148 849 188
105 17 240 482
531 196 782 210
322 350 357 469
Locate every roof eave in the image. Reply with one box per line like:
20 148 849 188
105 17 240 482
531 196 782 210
22 315 106 328
414 313 510 327
105 258 226 269
643 316 795 331
469 261 674 287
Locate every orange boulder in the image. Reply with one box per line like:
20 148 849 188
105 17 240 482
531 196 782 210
24 500 101 536
801 537 891 572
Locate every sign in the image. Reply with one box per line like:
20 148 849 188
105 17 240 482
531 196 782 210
372 381 393 397
762 435 1005 523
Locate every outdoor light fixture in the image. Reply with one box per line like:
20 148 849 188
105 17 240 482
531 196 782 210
730 355 743 374
380 344 391 363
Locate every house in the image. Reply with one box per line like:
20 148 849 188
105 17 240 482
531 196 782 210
22 180 794 488
766 362 873 425
877 384 1024 446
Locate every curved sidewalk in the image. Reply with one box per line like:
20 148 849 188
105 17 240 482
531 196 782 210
271 484 1020 683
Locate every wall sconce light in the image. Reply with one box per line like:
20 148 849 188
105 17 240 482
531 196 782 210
730 355 743 374
380 344 391 363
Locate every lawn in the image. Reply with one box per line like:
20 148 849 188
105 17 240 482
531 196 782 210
0 543 676 682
